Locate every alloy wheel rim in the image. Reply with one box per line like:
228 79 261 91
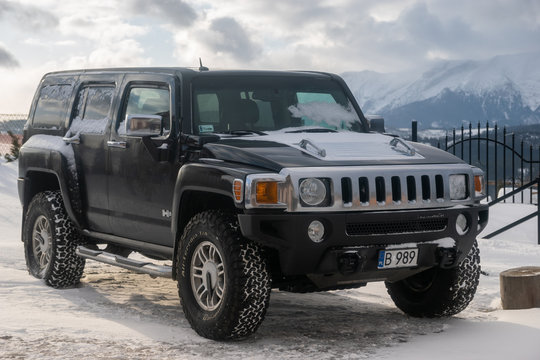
32 215 52 275
190 241 226 311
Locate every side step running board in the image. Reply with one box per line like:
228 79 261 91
76 245 172 279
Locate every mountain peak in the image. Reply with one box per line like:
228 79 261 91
342 52 540 128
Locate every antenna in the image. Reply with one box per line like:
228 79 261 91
199 58 209 72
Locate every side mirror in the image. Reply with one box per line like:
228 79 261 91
125 114 163 137
365 115 385 133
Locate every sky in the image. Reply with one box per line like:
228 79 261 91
0 0 539 113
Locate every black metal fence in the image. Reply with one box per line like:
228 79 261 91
411 120 539 243
430 122 539 204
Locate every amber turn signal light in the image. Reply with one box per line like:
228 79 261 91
256 181 278 204
233 179 243 203
474 175 484 195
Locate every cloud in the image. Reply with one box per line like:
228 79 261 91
128 0 197 27
173 0 540 73
0 46 19 68
202 17 259 62
0 0 58 31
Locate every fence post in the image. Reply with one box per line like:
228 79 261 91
538 178 539 245
411 120 417 142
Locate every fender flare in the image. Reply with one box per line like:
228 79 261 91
19 147 83 229
170 163 241 279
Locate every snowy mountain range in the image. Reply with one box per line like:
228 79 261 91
342 52 540 129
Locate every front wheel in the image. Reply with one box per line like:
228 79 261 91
23 191 85 288
385 240 480 317
177 210 271 340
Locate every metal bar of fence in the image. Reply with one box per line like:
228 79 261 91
477 123 481 162
503 127 507 202
521 141 524 203
461 125 464 160
483 210 539 239
489 178 539 206
469 123 472 165
512 133 515 202
485 179 539 243
452 128 456 155
486 123 489 201
530 145 533 204
495 124 498 199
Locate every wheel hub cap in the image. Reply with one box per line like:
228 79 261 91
190 241 225 311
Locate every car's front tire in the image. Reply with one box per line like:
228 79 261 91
23 191 85 288
177 210 271 340
385 240 480 317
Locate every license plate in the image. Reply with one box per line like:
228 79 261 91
377 248 418 269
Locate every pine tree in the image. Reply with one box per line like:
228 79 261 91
4 131 21 162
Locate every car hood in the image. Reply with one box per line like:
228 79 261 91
201 131 465 172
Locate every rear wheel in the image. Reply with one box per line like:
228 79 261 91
385 240 480 317
177 210 271 340
23 191 85 288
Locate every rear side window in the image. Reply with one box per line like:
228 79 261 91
33 84 73 129
69 86 114 134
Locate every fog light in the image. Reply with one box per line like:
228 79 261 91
308 220 325 243
456 213 469 235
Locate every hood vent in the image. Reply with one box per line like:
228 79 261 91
297 138 326 157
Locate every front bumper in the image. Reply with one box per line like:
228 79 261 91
238 204 488 277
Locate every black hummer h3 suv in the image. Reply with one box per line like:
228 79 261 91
18 67 488 340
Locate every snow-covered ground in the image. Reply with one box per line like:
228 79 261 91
1 159 539 359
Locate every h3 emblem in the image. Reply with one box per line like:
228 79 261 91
162 209 172 218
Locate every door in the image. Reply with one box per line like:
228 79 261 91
107 74 180 246
68 76 120 233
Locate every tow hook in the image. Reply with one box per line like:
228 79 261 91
338 251 362 275
438 248 460 269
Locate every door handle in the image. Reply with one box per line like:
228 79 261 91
107 140 127 149
63 136 80 144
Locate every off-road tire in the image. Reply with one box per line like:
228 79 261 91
177 210 271 340
385 240 480 317
23 191 85 288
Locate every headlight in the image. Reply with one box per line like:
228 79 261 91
299 178 329 206
449 174 468 200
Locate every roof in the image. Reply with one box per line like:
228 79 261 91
43 67 336 82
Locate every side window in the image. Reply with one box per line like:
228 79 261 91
33 84 73 128
121 86 170 135
70 86 114 134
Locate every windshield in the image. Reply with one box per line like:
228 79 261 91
192 75 365 135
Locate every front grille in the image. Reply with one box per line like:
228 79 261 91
341 172 448 207
346 217 448 236
278 164 475 212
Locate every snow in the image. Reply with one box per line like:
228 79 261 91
67 116 110 135
1 159 540 359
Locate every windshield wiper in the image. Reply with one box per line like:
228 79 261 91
218 130 267 136
285 128 338 133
